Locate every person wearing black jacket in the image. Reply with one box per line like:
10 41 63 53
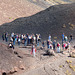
8 42 14 49
69 34 73 42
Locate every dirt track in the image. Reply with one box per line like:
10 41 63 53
17 46 75 75
0 39 75 75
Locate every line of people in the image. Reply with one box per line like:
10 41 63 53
31 33 72 57
2 32 73 54
2 32 41 46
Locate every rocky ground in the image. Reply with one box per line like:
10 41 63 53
0 42 26 75
0 40 75 75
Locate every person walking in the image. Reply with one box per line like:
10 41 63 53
48 34 51 41
5 32 8 42
69 34 73 42
47 40 50 49
42 41 45 49
57 42 61 53
64 36 68 42
2 33 5 41
18 37 21 46
62 33 65 45
31 45 36 57
13 36 15 45
24 36 27 46
53 40 56 51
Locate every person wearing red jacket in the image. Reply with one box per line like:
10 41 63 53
31 45 36 57
57 42 61 53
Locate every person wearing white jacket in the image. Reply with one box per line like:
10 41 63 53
31 45 36 57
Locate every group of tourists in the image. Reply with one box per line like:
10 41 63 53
31 33 72 57
1 32 73 57
2 32 41 46
62 33 73 51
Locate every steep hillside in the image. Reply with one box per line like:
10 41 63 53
0 3 75 40
0 0 75 25
28 0 75 8
0 43 24 74
45 0 75 4
0 0 43 25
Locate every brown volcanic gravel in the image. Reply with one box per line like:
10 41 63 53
0 0 43 25
0 43 24 74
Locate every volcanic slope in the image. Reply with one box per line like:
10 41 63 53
0 43 23 74
0 42 37 75
45 0 75 4
0 0 43 25
0 3 75 39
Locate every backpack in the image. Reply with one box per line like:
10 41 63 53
57 43 60 47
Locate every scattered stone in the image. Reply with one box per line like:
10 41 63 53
59 65 63 68
65 70 71 75
14 67 18 72
18 55 23 59
66 60 72 63
62 24 66 28
69 51 75 58
9 67 18 74
19 65 25 70
49 50 55 56
14 51 18 55
69 64 75 71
